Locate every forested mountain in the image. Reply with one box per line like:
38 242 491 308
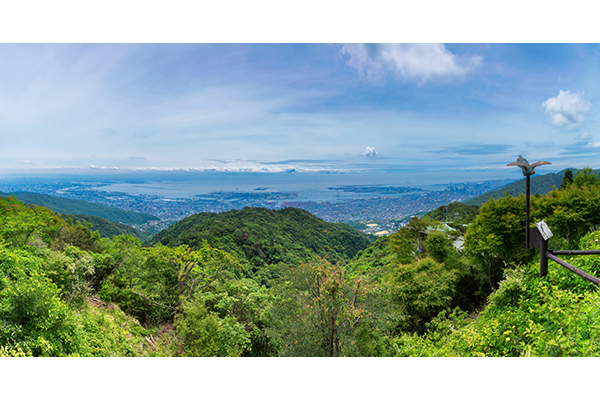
151 207 375 267
2 192 158 226
465 169 577 206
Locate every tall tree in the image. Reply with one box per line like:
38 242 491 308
268 258 368 356
560 169 574 189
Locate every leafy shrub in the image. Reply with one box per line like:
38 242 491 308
174 297 251 357
388 258 457 333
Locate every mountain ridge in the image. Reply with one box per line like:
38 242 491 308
1 191 158 226
464 169 579 206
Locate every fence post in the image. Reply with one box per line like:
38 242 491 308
540 237 548 278
534 220 552 278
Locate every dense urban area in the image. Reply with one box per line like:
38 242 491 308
0 176 513 234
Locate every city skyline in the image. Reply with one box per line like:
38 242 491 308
1 43 599 183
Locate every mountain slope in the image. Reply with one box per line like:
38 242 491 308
3 192 158 226
465 169 575 206
66 214 153 242
423 202 480 224
151 207 375 266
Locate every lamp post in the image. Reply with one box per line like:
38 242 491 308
507 155 551 248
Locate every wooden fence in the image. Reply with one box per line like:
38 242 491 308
530 224 600 285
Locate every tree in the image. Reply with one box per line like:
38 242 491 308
164 242 238 311
464 194 529 290
560 169 573 189
0 246 79 356
573 167 599 188
424 230 451 264
533 181 600 245
174 296 251 357
389 217 431 264
388 257 457 333
267 258 369 356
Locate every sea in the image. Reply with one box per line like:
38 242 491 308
0 170 518 203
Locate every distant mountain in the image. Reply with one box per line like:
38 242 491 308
465 169 577 206
1 192 158 226
151 207 375 267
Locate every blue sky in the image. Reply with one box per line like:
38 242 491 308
1 43 600 182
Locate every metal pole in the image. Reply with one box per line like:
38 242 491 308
526 174 530 249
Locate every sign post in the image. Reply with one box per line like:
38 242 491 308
535 221 552 278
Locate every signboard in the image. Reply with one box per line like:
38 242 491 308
536 220 553 241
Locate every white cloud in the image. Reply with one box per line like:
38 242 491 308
576 131 592 141
587 141 600 149
542 90 592 130
340 44 482 84
362 146 380 157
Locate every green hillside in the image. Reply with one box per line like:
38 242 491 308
151 206 375 267
465 169 577 206
424 201 480 223
3 192 158 226
67 214 153 242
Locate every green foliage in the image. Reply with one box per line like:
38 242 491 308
67 214 152 242
533 180 600 244
464 194 530 289
0 247 79 356
560 169 574 189
346 235 396 278
388 216 431 264
51 218 104 253
74 300 160 357
266 258 371 356
386 229 600 357
423 202 480 232
424 231 451 264
174 296 251 357
0 197 61 248
572 167 599 188
387 258 457 333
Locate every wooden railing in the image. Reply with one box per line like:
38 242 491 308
530 223 600 285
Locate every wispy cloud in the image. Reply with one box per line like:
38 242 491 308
432 144 512 156
576 131 592 141
260 159 342 165
340 44 482 84
526 141 555 149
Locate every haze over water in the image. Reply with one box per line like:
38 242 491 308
86 170 514 201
